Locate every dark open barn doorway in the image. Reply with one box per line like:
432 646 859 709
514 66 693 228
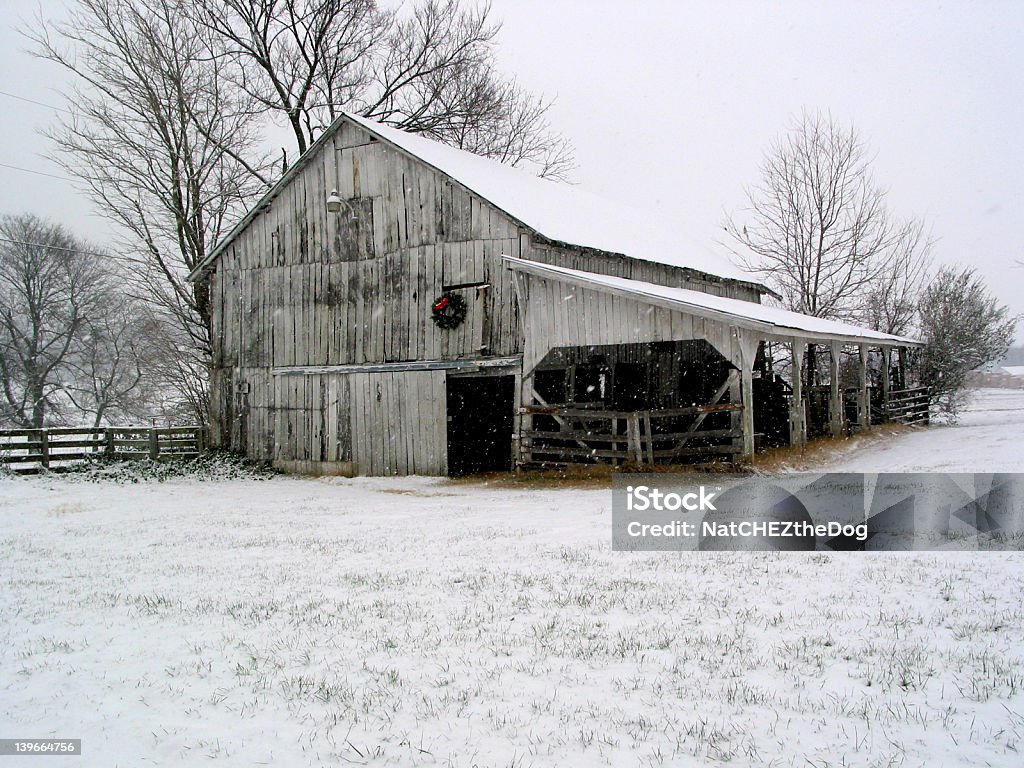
446 375 515 475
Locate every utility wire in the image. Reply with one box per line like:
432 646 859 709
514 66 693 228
0 89 72 114
0 91 77 181
0 236 112 258
0 162 73 181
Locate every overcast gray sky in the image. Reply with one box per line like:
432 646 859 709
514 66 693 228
1 0 1021 339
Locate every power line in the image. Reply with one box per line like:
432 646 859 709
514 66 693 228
0 89 71 114
0 162 73 181
0 236 112 258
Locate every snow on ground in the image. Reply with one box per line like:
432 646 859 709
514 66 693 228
802 388 1024 473
1 389 1023 767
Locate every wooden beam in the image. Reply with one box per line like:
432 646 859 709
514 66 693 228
271 355 521 376
881 346 892 421
727 368 742 456
790 341 805 448
858 344 870 430
830 340 843 437
512 369 523 472
740 363 755 460
667 376 734 453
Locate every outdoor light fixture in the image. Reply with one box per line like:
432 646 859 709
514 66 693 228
326 189 342 212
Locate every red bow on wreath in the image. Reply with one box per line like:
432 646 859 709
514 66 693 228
431 291 466 329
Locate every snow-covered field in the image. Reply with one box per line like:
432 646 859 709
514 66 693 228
1 389 1022 767
812 388 1024 473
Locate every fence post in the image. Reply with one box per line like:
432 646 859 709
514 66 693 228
105 428 114 458
627 413 643 464
148 428 159 460
195 426 207 455
39 429 49 469
611 418 619 466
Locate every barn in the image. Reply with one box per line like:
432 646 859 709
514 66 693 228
187 113 923 476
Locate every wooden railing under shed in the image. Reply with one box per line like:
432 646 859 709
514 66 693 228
519 403 744 467
0 426 209 474
882 387 930 426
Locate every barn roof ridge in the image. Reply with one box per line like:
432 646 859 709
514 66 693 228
188 112 767 293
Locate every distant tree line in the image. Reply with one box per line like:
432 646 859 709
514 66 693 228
0 214 182 428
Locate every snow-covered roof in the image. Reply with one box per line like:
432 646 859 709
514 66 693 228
190 113 765 289
342 113 756 285
1002 365 1024 377
507 258 922 347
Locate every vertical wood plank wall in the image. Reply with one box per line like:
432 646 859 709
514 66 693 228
521 279 742 374
349 370 446 476
208 118 764 474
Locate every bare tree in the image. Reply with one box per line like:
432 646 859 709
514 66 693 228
191 0 575 177
136 316 213 426
30 0 272 421
191 0 388 155
63 297 153 427
918 266 1017 418
0 215 106 428
863 218 933 335
724 111 915 321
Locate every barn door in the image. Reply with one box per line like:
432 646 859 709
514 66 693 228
446 375 515 475
349 370 447 475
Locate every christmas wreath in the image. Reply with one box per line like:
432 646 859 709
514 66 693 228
431 291 467 330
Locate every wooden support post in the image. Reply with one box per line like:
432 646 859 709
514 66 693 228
790 341 805 448
740 362 755 460
896 347 907 391
858 344 870 430
148 428 160 460
195 426 207 455
830 341 843 437
881 347 892 422
517 372 534 470
39 429 49 469
511 370 523 472
105 428 115 458
727 368 742 456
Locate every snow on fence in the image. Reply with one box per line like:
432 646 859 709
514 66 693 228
0 426 209 474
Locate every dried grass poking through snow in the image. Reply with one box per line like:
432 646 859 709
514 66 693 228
1 468 1022 767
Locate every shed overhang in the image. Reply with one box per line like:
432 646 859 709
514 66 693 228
506 257 922 365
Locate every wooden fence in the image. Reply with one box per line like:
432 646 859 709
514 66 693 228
883 387 930 426
520 403 743 467
0 426 209 474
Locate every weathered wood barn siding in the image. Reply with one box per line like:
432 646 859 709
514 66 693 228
208 117 763 474
517 278 747 374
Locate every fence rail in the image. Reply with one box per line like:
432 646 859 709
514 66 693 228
883 387 930 426
520 404 743 466
0 426 208 474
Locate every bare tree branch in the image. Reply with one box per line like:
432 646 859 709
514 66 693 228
28 0 273 420
723 110 911 322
